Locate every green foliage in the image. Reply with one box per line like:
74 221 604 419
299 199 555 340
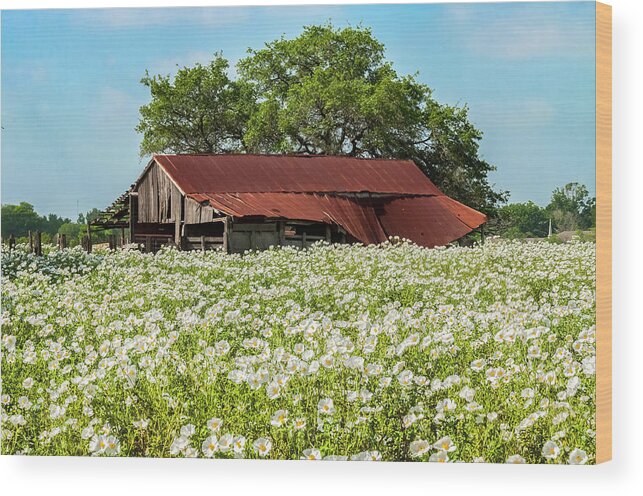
1 203 118 247
57 222 83 246
1 202 70 238
546 183 595 232
491 183 596 239
574 228 596 243
496 201 549 238
76 208 102 225
137 24 507 214
137 54 256 156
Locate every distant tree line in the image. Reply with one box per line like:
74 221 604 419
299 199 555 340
492 182 596 239
2 182 594 249
1 203 112 246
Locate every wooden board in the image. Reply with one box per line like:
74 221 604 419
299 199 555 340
595 1 612 464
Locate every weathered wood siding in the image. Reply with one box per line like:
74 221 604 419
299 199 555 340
229 222 279 253
184 197 218 224
137 162 182 224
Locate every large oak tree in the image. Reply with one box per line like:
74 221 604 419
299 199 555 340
137 24 507 213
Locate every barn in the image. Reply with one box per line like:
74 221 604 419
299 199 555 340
93 154 486 253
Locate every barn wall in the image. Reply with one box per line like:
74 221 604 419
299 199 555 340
184 197 217 224
137 162 182 224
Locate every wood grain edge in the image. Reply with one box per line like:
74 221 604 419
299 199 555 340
595 1 612 464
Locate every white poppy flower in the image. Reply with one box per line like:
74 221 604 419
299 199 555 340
253 437 272 457
270 409 288 427
201 435 219 457
301 448 322 460
429 450 449 463
542 440 560 460
568 448 588 465
409 439 430 458
433 436 457 452
506 454 526 464
317 398 335 415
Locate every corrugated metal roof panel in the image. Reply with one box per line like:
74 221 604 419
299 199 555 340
378 196 486 248
434 196 487 230
155 154 441 195
192 192 388 245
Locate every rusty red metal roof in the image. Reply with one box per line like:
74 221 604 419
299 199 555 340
378 196 486 248
192 192 387 244
154 154 441 195
189 191 486 248
146 154 486 248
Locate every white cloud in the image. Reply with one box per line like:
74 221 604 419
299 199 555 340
470 98 558 132
70 7 251 29
6 62 49 85
91 86 141 130
444 4 595 60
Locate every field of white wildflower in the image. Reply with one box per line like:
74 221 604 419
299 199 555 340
0 240 596 463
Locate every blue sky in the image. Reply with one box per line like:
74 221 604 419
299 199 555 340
1 2 596 220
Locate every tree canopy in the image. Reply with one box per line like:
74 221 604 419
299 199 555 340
137 55 255 156
1 202 70 238
547 182 595 231
496 201 550 238
137 24 507 213
493 182 596 238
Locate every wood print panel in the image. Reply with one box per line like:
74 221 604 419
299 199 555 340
595 1 612 464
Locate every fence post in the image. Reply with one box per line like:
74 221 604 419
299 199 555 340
302 231 307 248
34 231 42 256
223 217 231 254
85 223 92 253
278 221 285 247
61 234 67 249
200 235 206 252
9 234 16 251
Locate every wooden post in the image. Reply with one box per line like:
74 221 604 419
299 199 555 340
302 231 307 248
325 225 331 243
85 223 92 253
145 236 152 253
249 230 255 251
175 220 182 250
120 227 125 247
200 235 206 252
34 231 42 256
29 230 34 253
480 225 485 245
129 192 136 247
60 234 67 249
9 234 16 251
223 217 231 254
278 221 285 247
174 193 184 250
